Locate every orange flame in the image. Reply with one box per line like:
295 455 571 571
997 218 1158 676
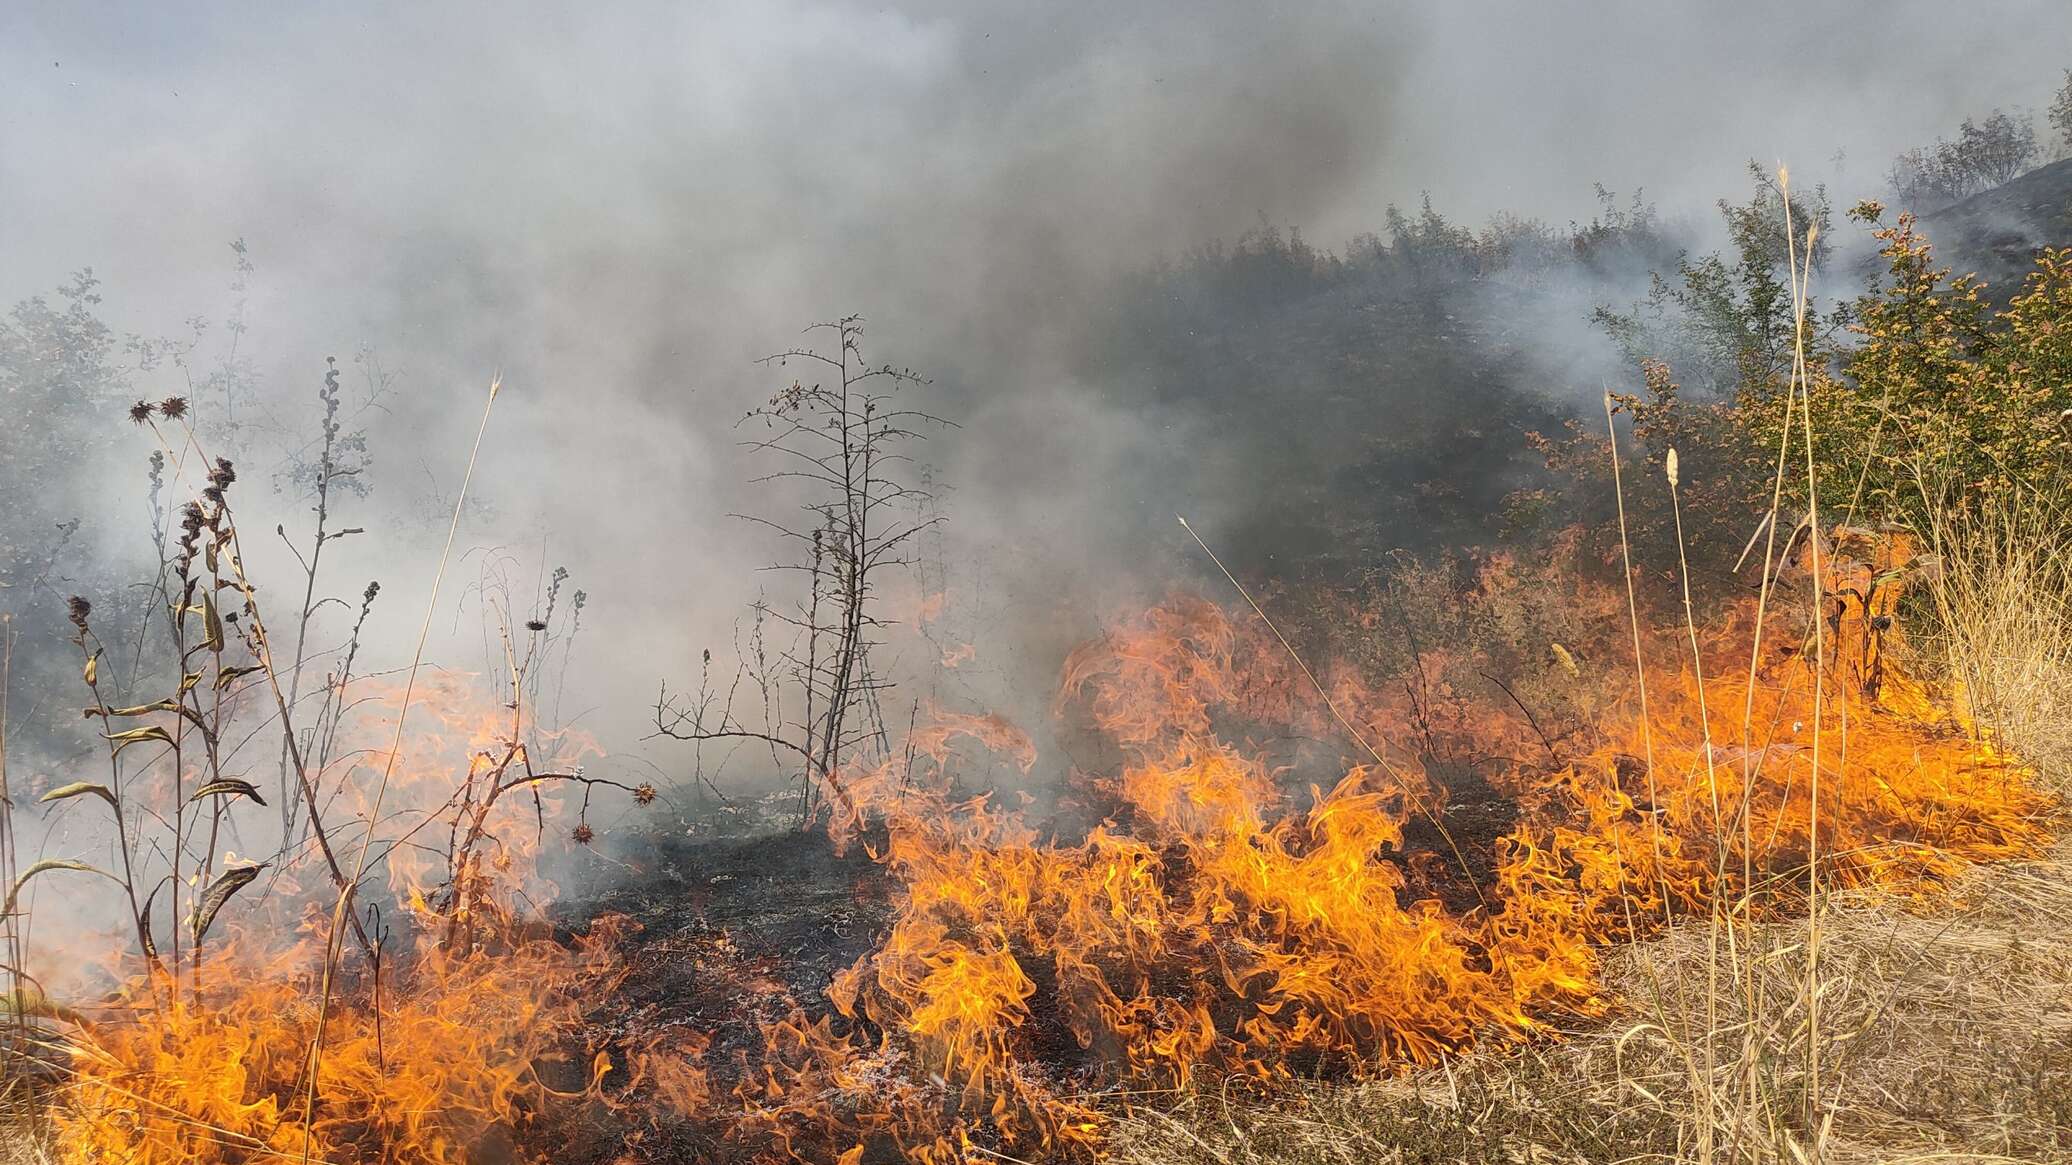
647 536 2051 1162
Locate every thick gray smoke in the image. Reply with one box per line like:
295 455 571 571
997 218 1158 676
2 0 2068 790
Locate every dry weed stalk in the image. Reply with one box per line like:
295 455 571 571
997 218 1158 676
655 315 952 826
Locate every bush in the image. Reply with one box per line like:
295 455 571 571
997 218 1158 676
1888 109 2040 210
2051 69 2072 154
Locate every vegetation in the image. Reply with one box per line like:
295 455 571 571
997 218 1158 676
4 65 2072 1165
652 316 950 827
2054 69 2072 155
1889 110 2041 210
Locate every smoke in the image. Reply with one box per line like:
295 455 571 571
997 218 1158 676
2 0 2068 788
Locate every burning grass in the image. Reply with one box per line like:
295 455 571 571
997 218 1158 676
554 529 2053 1163
2 520 2057 1165
1106 838 2072 1165
3 225 2066 1162
53 927 616 1165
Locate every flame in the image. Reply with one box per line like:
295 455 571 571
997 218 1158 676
41 666 622 1165
54 922 622 1164
635 536 2051 1162
40 534 2052 1164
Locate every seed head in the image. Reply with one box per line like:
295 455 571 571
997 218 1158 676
128 400 155 425
66 595 92 630
570 822 595 846
633 783 657 806
158 396 188 420
525 619 548 633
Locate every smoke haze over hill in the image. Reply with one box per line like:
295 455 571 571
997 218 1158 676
3 1 2070 781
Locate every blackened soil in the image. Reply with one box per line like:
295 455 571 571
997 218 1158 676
1398 757 1526 915
544 827 893 1162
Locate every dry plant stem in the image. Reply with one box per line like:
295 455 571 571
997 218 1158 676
1601 402 1710 1162
1601 396 1672 928
0 616 27 1091
1668 453 1729 1165
299 374 498 1164
277 362 350 847
1732 203 1811 1151
74 627 163 987
1775 171 1830 1156
657 318 948 828
145 417 376 962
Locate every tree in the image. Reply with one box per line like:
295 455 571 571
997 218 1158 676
2051 70 2072 154
0 272 126 597
1596 164 1843 400
1889 109 2039 209
1813 203 2072 526
655 317 953 825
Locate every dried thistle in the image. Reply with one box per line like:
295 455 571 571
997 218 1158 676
525 619 548 633
570 822 595 846
128 400 155 424
66 595 92 630
633 783 657 806
158 396 189 420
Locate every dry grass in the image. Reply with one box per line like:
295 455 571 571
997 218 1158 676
0 1095 51 1165
1917 488 2072 790
1108 838 2072 1165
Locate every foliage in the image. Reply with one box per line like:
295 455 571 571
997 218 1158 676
0 272 128 596
1524 169 1840 592
2053 69 2072 154
1889 109 2041 210
1555 173 2072 576
1796 203 2072 528
1595 164 1844 399
1091 194 1679 580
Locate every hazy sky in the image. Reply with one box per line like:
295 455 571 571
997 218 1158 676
3 1 2067 772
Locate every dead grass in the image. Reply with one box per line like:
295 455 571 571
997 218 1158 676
1917 488 2072 790
1108 838 2072 1165
0 1094 50 1165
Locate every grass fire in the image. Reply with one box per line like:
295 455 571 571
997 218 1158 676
4 6 2072 1163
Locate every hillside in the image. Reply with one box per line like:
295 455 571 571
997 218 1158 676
1924 155 2072 293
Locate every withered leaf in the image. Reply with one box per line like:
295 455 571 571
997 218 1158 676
190 864 266 946
202 593 224 653
0 986 89 1028
102 725 174 752
189 778 267 807
97 700 179 718
214 664 266 690
38 782 118 810
3 859 118 920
